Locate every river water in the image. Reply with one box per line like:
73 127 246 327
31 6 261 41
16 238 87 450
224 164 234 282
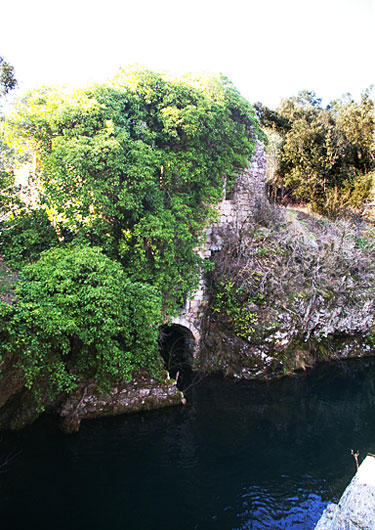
1 358 375 530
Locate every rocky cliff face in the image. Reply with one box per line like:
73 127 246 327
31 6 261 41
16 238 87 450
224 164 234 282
197 204 375 380
193 137 375 380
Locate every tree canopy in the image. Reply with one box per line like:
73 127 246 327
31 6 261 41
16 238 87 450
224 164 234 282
1 245 163 400
0 56 17 97
0 66 260 399
5 66 260 312
257 88 375 215
0 56 17 211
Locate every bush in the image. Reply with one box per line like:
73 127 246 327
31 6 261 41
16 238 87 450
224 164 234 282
1 245 163 402
0 208 58 268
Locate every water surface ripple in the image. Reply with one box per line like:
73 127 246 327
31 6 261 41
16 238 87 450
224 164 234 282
1 358 375 530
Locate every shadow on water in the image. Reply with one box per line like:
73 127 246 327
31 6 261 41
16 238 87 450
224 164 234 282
1 357 375 530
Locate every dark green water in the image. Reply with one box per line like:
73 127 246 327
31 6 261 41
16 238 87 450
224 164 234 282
1 358 375 530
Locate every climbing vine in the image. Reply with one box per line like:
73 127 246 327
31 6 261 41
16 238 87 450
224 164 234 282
4 66 260 313
0 66 261 399
212 280 259 338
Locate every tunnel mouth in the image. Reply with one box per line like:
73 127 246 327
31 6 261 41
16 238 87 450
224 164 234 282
159 324 195 389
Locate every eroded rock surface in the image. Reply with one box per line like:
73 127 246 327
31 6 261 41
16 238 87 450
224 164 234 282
60 372 185 433
315 455 375 530
0 362 185 432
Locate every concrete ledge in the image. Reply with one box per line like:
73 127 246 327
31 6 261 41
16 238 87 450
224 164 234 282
315 454 375 529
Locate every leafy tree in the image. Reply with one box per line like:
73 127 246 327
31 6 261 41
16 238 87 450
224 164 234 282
6 66 260 313
0 67 262 405
0 56 18 215
0 67 261 402
0 245 163 402
258 89 375 214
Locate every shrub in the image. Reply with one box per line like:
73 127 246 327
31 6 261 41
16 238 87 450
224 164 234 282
0 208 58 268
1 245 163 402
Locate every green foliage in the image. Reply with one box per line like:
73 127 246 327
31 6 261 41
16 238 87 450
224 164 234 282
0 67 261 405
5 66 259 313
212 279 259 339
0 245 163 402
0 55 18 212
0 208 59 267
258 89 375 215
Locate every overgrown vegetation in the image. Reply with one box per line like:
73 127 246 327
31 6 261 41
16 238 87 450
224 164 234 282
4 67 260 309
0 56 19 220
1 246 163 402
1 208 58 267
255 89 375 216
0 66 260 403
202 201 375 377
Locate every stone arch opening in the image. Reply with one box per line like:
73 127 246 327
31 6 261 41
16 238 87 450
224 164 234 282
159 324 196 387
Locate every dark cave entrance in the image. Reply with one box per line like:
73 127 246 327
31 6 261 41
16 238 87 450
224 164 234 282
159 324 195 389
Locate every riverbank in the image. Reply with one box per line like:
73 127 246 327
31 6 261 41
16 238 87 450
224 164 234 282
198 205 375 380
0 360 185 432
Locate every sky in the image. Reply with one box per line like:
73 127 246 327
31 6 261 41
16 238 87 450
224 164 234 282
1 0 374 109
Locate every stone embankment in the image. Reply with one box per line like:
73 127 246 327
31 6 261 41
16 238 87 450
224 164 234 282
0 346 184 432
60 372 185 433
315 454 375 530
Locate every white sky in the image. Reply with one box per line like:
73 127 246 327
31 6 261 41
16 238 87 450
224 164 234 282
1 0 374 109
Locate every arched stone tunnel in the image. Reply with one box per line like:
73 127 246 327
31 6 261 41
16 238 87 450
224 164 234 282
158 319 199 388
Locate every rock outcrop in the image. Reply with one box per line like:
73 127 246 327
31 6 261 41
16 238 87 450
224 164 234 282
197 198 375 379
315 454 375 530
0 357 184 432
59 372 185 433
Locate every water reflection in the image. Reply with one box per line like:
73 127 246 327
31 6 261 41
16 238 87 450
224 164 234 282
1 358 375 530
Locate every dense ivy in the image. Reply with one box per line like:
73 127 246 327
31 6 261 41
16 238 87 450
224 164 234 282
6 67 260 312
0 208 58 267
1 67 260 399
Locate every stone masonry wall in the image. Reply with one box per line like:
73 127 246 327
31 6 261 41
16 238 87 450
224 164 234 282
172 140 267 350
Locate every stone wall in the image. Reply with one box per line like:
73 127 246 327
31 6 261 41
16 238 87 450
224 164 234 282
172 140 267 350
212 139 267 242
60 372 185 433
